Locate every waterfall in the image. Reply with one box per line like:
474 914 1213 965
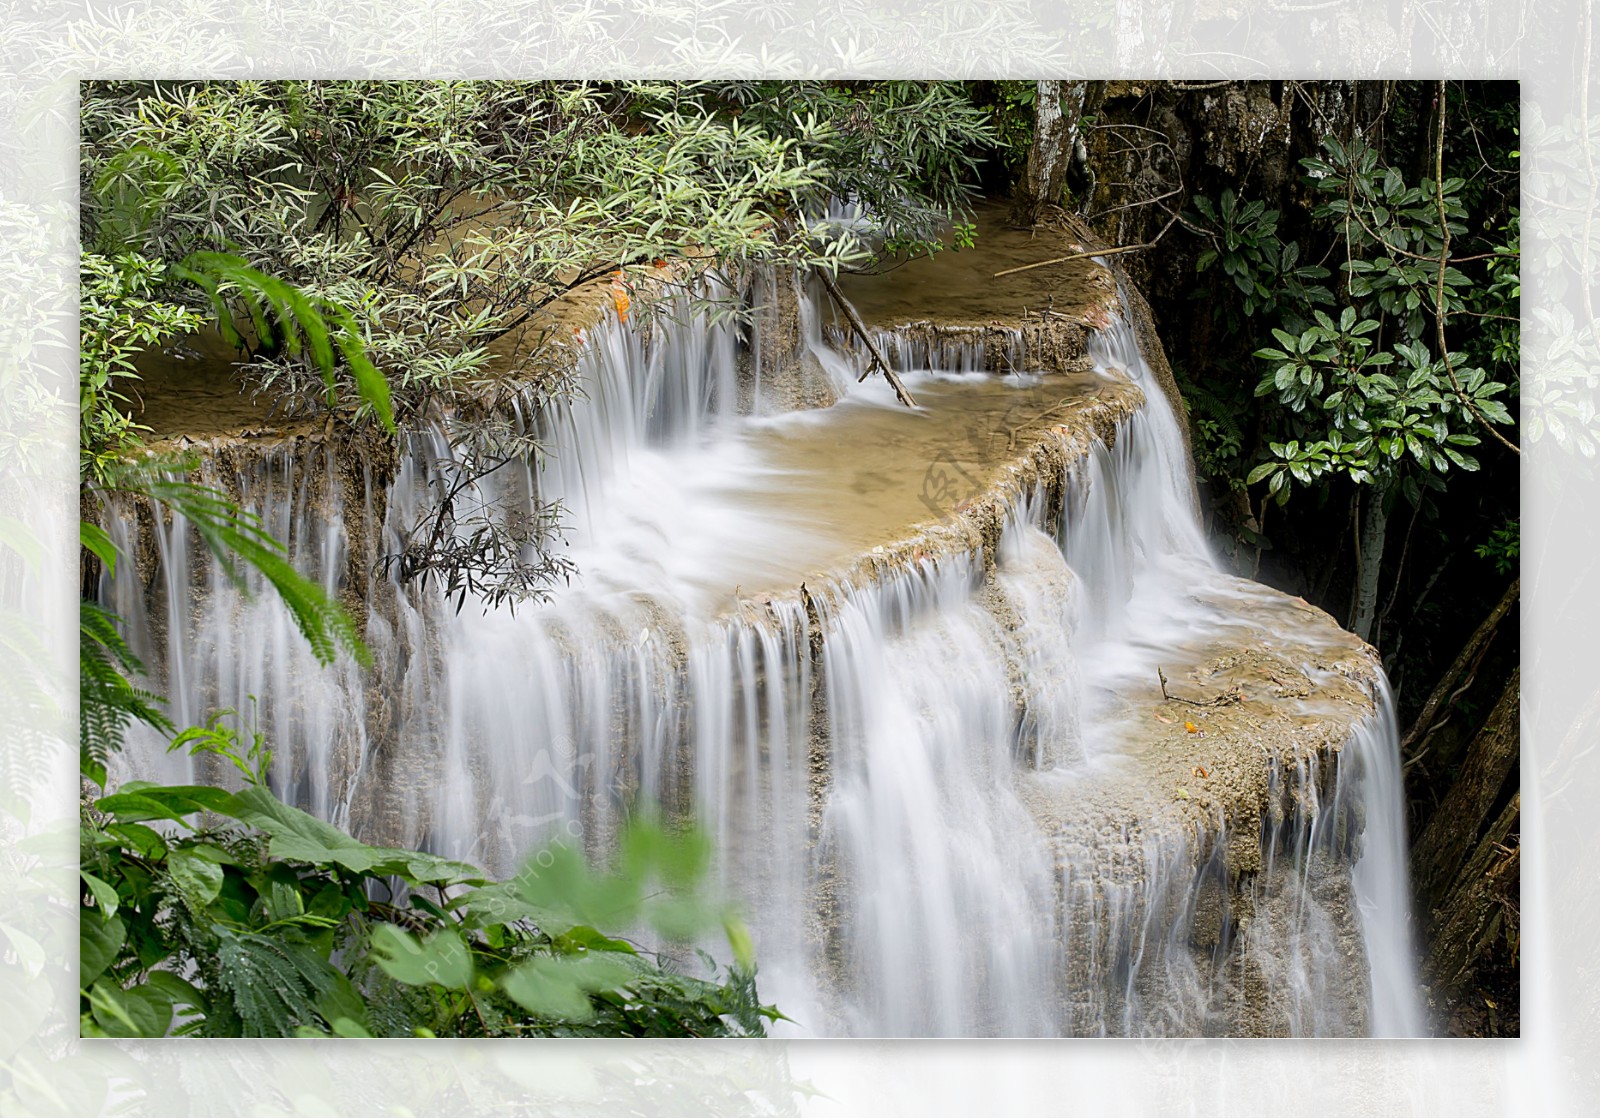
101 271 1424 1037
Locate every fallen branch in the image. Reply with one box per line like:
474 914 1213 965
995 209 1180 278
1158 666 1244 707
816 268 917 409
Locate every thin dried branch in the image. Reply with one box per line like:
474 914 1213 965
994 208 1181 277
817 267 917 408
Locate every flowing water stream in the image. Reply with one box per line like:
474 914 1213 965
103 272 1424 1037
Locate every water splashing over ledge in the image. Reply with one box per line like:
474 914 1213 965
101 268 1424 1037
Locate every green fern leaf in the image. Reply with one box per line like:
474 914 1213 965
210 928 342 1038
104 460 369 669
80 599 173 785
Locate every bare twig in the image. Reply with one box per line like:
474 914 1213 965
1158 666 1244 707
1085 185 1183 223
994 209 1181 278
817 268 917 408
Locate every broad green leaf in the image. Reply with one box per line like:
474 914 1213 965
224 785 385 871
79 911 125 985
93 793 196 825
99 784 235 822
88 978 169 1037
455 883 570 936
81 871 119 918
367 848 487 887
80 522 118 575
144 970 208 1016
167 848 225 908
501 955 636 1022
108 822 168 860
624 817 712 890
370 925 473 990
0 924 45 975
553 925 638 956
514 842 643 931
312 967 369 1026
723 915 757 969
501 960 593 1021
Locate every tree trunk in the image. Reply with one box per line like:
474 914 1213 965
1410 666 1520 915
1401 576 1518 756
1422 792 1518 997
1350 485 1389 642
1011 81 1090 227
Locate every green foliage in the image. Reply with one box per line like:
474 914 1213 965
81 247 393 488
74 81 983 1042
1173 362 1250 491
79 460 369 791
79 80 945 423
80 80 997 608
1190 136 1516 513
688 81 996 260
79 598 172 788
80 566 776 1038
168 703 272 788
82 769 777 1038
979 82 1039 172
1191 189 1332 319
79 251 203 482
1304 136 1472 340
98 459 368 670
1475 518 1519 574
174 251 394 432
1246 306 1503 505
1478 209 1521 378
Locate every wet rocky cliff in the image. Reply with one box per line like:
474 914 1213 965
97 211 1423 1037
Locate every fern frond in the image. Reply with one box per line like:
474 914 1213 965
173 252 395 432
210 928 342 1037
80 599 173 785
102 460 370 669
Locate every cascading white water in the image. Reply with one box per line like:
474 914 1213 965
103 269 1424 1037
105 445 372 829
812 556 1061 1037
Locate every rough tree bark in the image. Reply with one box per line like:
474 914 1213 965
1349 487 1390 643
1411 666 1520 917
1423 792 1518 997
1011 81 1091 227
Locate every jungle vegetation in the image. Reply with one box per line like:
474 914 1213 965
78 79 999 1038
1069 79 1521 1033
79 79 1519 1037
